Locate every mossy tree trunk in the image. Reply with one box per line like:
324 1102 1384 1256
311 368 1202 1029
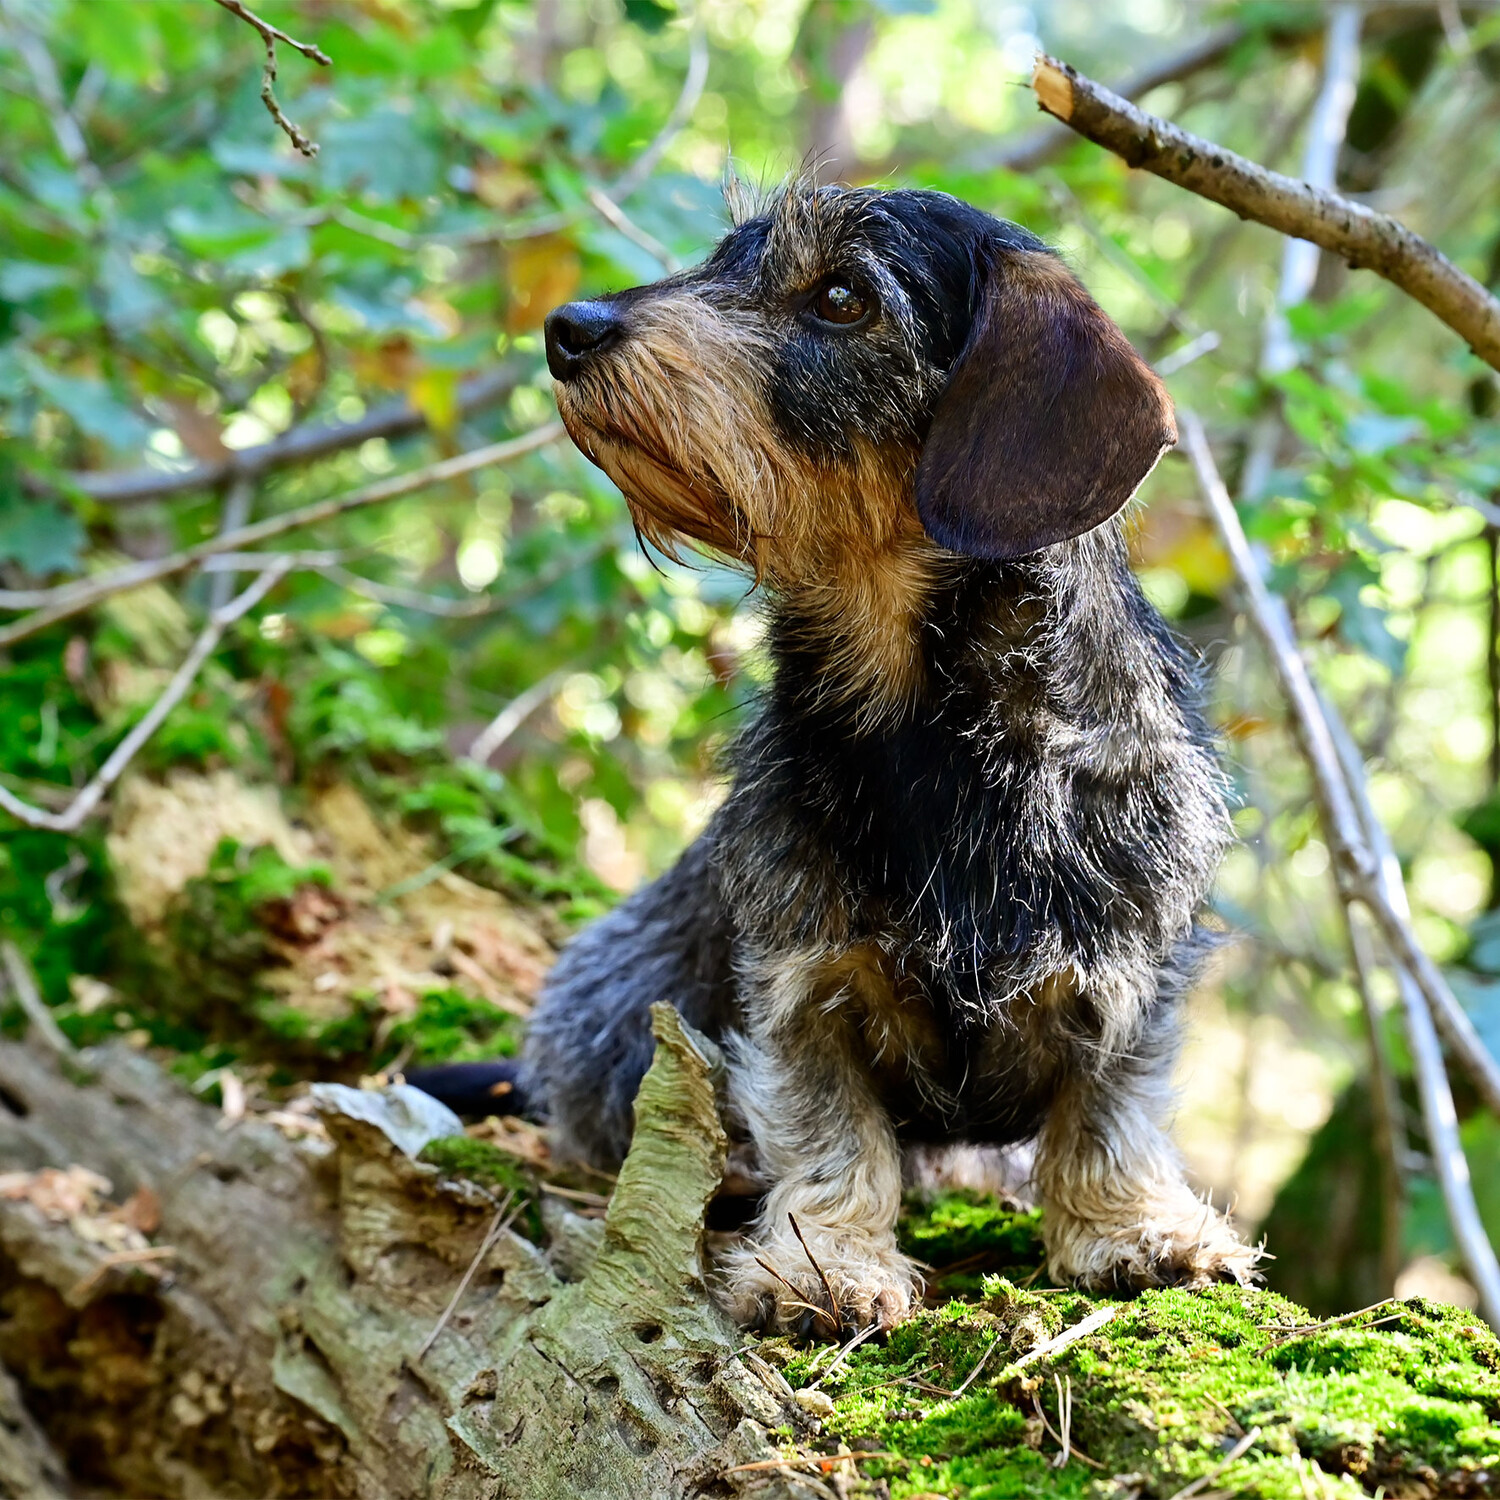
0 1009 822 1500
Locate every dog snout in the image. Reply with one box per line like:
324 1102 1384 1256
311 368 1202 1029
545 300 623 381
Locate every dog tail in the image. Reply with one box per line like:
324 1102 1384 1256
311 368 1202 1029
403 1060 538 1121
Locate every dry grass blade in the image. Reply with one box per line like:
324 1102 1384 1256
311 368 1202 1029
1052 1374 1071 1468
1164 1426 1261 1500
752 1255 838 1332
1006 1302 1121 1374
417 1192 519 1359
787 1212 842 1334
808 1320 884 1389
947 1333 1003 1400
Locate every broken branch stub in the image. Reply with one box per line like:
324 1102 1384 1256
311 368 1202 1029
1031 54 1500 373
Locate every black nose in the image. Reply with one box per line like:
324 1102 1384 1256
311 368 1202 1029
545 300 623 381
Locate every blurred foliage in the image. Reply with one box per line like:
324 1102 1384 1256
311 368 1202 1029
1 0 1500 1306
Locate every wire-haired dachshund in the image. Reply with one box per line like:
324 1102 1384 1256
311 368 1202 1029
412 183 1259 1334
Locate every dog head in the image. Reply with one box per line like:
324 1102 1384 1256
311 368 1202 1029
546 185 1174 580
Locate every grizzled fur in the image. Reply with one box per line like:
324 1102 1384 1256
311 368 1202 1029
421 185 1260 1331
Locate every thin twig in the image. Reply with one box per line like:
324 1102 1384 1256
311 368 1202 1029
417 1193 518 1359
610 22 710 201
1181 413 1500 1120
0 564 289 833
314 563 520 620
1242 5 1361 503
0 422 564 649
721 1452 901 1476
0 941 73 1057
787 1214 842 1335
209 474 256 611
1261 5 1361 378
1266 1302 1404 1350
466 670 570 767
501 21 709 245
69 1244 177 1303
1181 410 1500 1332
1164 1426 1261 1500
585 185 679 273
976 20 1258 174
212 0 331 158
1031 54 1500 372
0 0 108 202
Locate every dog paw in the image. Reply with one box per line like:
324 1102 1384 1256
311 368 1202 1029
1045 1188 1262 1293
716 1226 919 1337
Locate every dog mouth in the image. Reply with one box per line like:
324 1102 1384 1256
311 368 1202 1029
554 385 753 560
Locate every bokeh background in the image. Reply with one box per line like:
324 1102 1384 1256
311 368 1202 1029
2 0 1499 1316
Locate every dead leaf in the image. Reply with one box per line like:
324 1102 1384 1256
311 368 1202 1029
114 1185 162 1237
0 1165 112 1220
469 1115 552 1169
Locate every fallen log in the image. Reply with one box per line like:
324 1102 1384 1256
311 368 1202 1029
0 1006 819 1499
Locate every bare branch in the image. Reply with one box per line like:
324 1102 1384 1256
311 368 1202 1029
1180 410 1500 1330
0 421 565 648
212 0 330 158
1031 55 1500 373
40 360 529 508
200 535 612 621
465 669 570 767
1182 412 1500 1118
0 563 289 836
209 474 256 611
0 942 72 1058
499 22 709 246
1261 5 1361 377
979 21 1255 175
586 186 679 273
610 22 710 202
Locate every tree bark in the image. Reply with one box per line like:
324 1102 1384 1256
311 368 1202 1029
0 1007 817 1499
1030 54 1500 373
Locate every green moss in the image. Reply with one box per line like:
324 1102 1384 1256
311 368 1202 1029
161 839 332 1018
417 1135 541 1238
766 1198 1500 1499
899 1193 1047 1296
383 986 523 1067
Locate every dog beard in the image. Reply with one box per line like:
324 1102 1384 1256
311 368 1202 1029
556 391 754 562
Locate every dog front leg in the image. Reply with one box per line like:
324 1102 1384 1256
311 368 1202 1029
1036 1051 1261 1291
715 953 918 1335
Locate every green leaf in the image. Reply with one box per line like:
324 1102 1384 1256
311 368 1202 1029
1323 559 1406 675
0 496 84 576
20 357 151 452
622 0 676 32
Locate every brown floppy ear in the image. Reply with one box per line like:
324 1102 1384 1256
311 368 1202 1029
915 247 1176 561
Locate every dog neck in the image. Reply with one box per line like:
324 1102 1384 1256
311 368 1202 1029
762 524 948 727
762 518 1184 748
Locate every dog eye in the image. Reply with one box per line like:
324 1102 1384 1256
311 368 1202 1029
813 281 869 326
